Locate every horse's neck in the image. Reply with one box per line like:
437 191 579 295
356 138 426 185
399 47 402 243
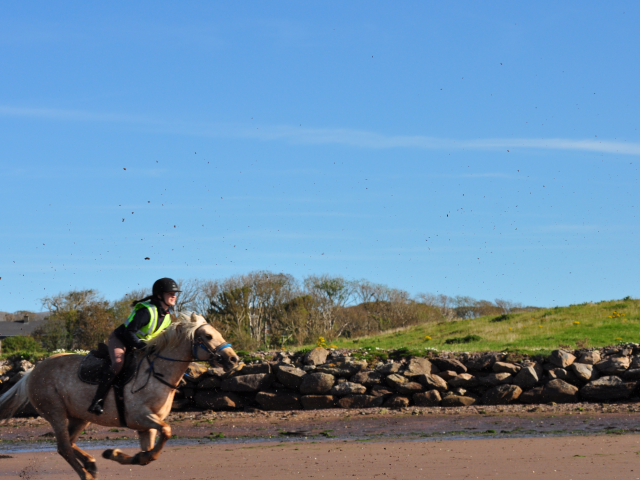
152 341 193 387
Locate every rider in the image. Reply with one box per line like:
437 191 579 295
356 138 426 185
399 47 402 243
88 277 181 415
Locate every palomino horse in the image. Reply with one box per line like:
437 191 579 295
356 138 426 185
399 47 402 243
0 312 239 480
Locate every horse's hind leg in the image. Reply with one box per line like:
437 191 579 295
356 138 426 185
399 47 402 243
47 414 96 480
68 417 97 477
103 414 170 466
139 428 157 451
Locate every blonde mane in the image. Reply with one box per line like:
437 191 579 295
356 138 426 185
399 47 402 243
141 312 208 355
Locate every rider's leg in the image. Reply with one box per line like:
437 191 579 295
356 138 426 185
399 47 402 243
88 333 125 415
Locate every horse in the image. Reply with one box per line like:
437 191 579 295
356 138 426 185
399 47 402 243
0 312 239 480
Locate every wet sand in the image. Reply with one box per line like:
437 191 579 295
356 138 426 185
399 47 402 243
1 434 640 479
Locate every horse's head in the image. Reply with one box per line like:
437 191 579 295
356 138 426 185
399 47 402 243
187 313 240 372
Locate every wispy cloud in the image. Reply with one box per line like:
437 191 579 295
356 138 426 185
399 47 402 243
2 104 639 156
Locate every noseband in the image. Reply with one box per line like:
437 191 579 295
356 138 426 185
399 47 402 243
192 339 232 362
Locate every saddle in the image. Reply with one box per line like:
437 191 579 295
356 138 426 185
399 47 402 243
78 343 137 427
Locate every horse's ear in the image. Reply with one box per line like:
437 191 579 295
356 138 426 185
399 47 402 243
190 312 198 323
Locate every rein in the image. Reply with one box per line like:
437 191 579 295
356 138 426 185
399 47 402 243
130 336 232 394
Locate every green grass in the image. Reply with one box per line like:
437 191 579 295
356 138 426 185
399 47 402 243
322 298 639 355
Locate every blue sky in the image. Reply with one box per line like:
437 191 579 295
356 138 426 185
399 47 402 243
1 2 638 312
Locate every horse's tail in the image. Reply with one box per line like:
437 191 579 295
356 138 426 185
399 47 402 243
0 370 33 421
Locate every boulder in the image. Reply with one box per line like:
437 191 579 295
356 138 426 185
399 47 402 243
337 395 384 409
369 385 394 397
594 356 630 375
569 363 598 383
431 358 467 374
414 374 448 392
171 398 191 411
385 374 408 390
383 395 410 409
230 362 271 376
255 391 301 411
221 373 274 392
350 370 384 387
623 369 640 380
548 350 576 368
185 362 209 382
438 370 458 381
542 379 579 403
396 382 423 395
316 362 365 377
194 391 242 410
197 377 222 389
478 373 513 387
14 360 34 373
441 395 476 407
519 386 545 404
300 395 335 410
547 368 579 384
299 372 335 394
482 385 522 405
466 353 501 372
276 366 307 389
413 390 442 407
630 355 640 370
403 358 435 376
578 350 601 365
329 382 367 396
512 366 539 389
492 362 520 375
447 373 479 389
304 347 330 366
377 363 402 375
580 376 637 401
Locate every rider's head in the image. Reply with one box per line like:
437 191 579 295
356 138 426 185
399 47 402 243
152 278 181 309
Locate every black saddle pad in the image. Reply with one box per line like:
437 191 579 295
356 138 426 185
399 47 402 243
78 344 136 386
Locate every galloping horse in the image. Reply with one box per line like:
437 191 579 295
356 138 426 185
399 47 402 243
0 312 239 480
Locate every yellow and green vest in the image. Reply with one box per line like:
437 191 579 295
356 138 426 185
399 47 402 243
124 302 171 340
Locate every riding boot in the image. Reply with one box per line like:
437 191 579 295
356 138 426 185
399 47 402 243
88 365 117 415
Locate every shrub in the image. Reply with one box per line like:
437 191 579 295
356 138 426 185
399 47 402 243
1 336 42 354
444 334 482 344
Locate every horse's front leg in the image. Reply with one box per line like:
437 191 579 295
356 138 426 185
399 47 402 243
139 428 157 451
103 415 170 466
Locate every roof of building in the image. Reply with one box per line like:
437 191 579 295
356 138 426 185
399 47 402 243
0 319 47 337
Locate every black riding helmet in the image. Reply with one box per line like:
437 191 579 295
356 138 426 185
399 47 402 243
152 278 181 298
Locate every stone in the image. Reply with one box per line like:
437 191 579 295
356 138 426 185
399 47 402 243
547 368 577 383
231 362 271 376
304 347 329 366
447 373 479 389
369 385 394 397
404 358 435 376
630 355 640 370
300 395 335 410
512 366 539 389
377 362 402 374
623 369 640 380
299 372 335 394
580 376 637 401
184 362 209 382
519 386 545 404
255 391 301 411
383 395 410 409
431 358 467 374
466 353 501 372
492 362 520 375
396 382 423 395
329 382 367 396
478 372 513 387
194 391 242 410
171 398 191 411
385 374 408 390
440 395 476 407
578 350 601 365
14 360 33 373
277 366 307 389
569 363 598 383
542 379 579 403
438 370 458 381
413 390 442 406
450 387 467 396
221 373 274 392
197 377 222 389
337 395 384 409
350 370 383 387
482 385 522 405
548 350 576 368
594 356 630 375
414 374 448 392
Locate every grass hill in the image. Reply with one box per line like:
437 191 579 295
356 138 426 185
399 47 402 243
323 297 639 356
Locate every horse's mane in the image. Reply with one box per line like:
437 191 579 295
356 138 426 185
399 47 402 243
141 312 207 355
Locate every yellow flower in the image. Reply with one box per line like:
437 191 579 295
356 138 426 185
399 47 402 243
424 336 432 341
573 321 580 325
508 328 513 331
538 325 543 328
616 337 623 340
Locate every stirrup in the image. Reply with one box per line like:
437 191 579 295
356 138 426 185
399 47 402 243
88 400 104 415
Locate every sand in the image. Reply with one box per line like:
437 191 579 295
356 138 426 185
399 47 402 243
1 434 640 479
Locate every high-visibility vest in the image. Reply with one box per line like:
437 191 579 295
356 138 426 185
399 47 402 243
124 302 171 341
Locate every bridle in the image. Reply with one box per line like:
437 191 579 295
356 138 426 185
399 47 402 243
131 326 233 393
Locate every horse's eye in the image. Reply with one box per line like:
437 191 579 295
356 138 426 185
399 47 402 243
206 334 213 340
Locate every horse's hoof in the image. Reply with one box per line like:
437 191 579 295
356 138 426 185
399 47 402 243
102 449 116 459
86 461 98 476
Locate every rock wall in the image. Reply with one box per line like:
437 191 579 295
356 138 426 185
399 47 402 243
173 345 640 411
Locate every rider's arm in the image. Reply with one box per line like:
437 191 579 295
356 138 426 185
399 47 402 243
121 308 151 349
